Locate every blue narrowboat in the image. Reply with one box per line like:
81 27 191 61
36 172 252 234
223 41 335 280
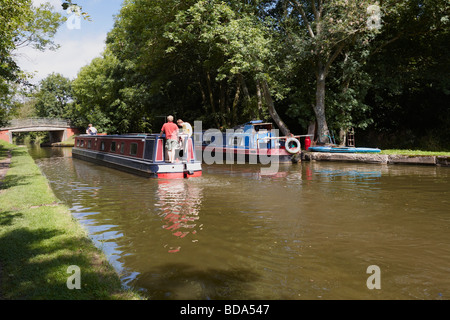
72 133 202 179
196 120 306 163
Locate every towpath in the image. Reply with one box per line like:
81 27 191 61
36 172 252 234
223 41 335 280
0 150 11 188
0 149 11 300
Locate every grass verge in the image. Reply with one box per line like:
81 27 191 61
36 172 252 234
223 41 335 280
0 140 142 300
380 149 450 156
56 135 76 146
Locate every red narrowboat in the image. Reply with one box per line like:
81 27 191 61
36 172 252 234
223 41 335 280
72 134 202 179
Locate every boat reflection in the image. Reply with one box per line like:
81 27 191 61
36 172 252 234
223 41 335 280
155 180 203 253
202 163 302 181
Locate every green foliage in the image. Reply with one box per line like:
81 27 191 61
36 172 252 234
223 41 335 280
163 0 282 126
34 73 73 119
0 144 142 300
360 0 450 150
61 0 91 21
7 0 447 149
0 0 65 125
71 49 154 134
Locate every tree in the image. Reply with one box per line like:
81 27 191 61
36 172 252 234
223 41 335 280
72 51 121 133
362 0 450 149
265 0 388 142
34 73 73 118
0 0 65 125
164 0 292 134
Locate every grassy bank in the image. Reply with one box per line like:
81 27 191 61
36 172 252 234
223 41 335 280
55 134 76 146
0 140 142 300
381 149 450 156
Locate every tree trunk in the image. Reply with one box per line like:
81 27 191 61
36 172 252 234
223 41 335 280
231 78 240 126
256 82 264 119
307 121 316 141
198 81 207 108
339 128 347 146
237 73 251 106
260 80 291 137
206 71 219 128
219 81 226 126
314 67 330 143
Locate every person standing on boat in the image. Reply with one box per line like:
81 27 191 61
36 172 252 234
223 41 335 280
177 119 192 160
160 115 179 163
86 124 97 135
177 119 193 137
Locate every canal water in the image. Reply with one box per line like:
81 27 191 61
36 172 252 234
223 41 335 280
28 146 450 300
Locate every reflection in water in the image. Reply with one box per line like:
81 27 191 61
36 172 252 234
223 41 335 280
203 163 303 182
30 147 450 300
156 180 203 253
27 144 72 158
313 168 381 179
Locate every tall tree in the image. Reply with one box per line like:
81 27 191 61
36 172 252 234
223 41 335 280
362 0 450 149
266 0 388 142
164 0 292 133
0 0 65 125
34 73 73 118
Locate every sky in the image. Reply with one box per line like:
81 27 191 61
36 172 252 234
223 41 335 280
15 0 124 85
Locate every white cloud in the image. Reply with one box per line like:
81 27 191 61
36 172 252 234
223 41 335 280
15 32 107 84
13 0 117 85
33 0 64 12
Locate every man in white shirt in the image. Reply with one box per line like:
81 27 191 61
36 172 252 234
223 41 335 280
86 124 97 135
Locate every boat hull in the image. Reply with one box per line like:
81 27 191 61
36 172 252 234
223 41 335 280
197 146 296 163
72 148 201 179
72 134 202 179
307 146 381 153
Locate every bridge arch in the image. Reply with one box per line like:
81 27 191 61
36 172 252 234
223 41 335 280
0 118 80 144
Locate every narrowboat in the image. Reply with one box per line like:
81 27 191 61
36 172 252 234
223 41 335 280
195 120 308 163
72 134 202 179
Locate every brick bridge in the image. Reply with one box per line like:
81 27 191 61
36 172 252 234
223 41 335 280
0 118 80 144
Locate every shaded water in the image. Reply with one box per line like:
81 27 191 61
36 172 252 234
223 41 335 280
29 146 450 300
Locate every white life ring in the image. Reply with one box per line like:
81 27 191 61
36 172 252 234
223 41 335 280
285 137 301 154
181 122 193 137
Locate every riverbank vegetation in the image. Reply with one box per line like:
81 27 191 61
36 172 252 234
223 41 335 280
0 140 141 299
2 0 449 150
381 150 450 156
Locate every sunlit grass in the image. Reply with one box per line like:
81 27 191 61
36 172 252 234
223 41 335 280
380 149 450 156
59 135 76 145
0 141 142 300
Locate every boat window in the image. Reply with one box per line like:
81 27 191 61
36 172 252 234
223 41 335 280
76 140 80 147
100 141 105 151
80 140 84 147
130 143 138 156
111 141 116 152
120 143 125 154
87 140 91 149
254 124 272 131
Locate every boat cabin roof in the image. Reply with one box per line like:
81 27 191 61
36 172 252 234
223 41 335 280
78 133 159 139
234 121 273 131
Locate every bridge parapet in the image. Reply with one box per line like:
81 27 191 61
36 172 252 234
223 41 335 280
1 118 73 130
